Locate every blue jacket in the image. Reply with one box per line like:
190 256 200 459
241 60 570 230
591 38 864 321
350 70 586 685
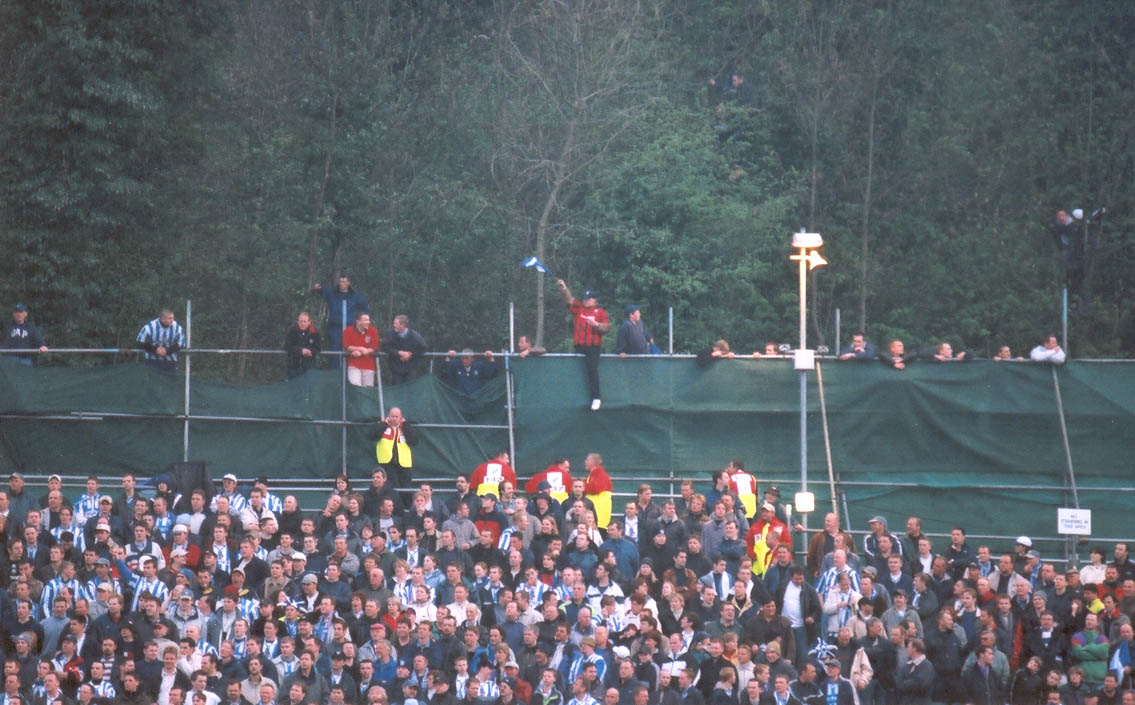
441 358 499 394
816 677 858 705
599 536 639 582
838 341 877 360
318 284 369 327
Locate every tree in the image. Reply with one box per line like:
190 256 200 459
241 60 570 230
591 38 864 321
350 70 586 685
487 0 673 346
0 0 225 349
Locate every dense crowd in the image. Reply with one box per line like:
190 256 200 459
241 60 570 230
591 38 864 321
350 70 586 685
0 459 1131 705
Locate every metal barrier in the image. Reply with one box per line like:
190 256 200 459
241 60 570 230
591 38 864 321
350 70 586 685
21 472 1126 569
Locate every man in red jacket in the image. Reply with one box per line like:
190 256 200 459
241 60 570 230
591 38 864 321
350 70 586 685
342 312 379 386
557 279 610 411
525 459 572 504
746 502 791 564
470 452 517 497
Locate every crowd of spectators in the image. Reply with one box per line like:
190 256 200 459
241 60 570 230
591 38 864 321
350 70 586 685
0 462 1132 705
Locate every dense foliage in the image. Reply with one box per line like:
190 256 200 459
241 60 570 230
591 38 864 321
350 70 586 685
1 0 1132 380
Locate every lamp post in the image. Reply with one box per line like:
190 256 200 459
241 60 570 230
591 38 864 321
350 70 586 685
789 231 826 532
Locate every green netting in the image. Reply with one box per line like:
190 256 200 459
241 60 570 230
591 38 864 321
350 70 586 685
0 360 507 478
1 356 1132 545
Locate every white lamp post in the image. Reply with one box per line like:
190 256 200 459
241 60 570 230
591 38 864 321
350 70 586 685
789 231 826 531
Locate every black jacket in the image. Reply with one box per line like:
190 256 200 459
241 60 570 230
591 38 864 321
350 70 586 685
775 580 824 644
962 662 1004 705
895 658 935 705
925 626 964 677
284 323 322 375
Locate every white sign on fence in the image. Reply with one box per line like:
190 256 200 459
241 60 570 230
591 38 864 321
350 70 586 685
1057 507 1092 536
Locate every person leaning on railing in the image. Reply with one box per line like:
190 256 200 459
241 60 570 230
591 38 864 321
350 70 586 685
0 302 49 366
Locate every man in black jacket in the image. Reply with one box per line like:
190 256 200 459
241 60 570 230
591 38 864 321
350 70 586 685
925 611 964 703
895 639 934 705
858 619 896 703
284 312 321 378
380 314 427 384
962 646 1003 705
775 567 823 666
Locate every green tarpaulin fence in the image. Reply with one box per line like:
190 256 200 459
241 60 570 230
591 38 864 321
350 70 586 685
1 357 1131 542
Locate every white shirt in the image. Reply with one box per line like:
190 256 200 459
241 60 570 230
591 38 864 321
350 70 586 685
782 583 804 627
1030 345 1066 363
192 690 221 705
158 669 179 705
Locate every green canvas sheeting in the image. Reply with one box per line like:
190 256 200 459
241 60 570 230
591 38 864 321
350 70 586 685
1 356 1132 545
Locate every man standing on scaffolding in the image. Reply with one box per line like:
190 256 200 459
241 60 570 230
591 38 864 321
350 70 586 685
557 279 609 411
313 273 368 370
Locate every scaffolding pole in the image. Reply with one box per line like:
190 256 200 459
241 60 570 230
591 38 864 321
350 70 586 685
341 300 348 476
1051 364 1080 564
183 300 192 462
815 362 838 514
505 354 516 465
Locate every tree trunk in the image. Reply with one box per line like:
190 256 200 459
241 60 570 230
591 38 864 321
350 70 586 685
858 74 878 334
306 91 339 291
534 120 576 347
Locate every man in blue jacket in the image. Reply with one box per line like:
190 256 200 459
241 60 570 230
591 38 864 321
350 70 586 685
440 349 498 394
837 332 876 361
313 275 368 369
1 303 48 366
818 657 858 704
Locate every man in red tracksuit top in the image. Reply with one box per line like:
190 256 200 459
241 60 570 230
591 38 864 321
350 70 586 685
557 279 610 411
342 312 379 386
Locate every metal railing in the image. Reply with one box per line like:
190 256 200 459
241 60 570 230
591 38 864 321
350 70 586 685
20 472 1125 569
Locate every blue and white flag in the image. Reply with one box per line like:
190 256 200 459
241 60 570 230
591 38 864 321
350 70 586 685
521 256 554 276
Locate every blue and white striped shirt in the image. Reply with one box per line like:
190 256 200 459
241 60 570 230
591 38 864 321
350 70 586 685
568 653 606 684
238 597 261 623
816 566 861 595
73 494 101 523
50 524 85 553
197 638 219 657
498 527 519 551
261 638 280 660
597 610 626 633
517 581 549 604
136 317 186 360
394 581 415 606
128 575 170 611
232 637 248 662
85 577 121 602
476 680 500 699
212 544 232 573
273 656 298 678
152 514 174 541
212 492 247 516
263 492 283 514
42 576 88 613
